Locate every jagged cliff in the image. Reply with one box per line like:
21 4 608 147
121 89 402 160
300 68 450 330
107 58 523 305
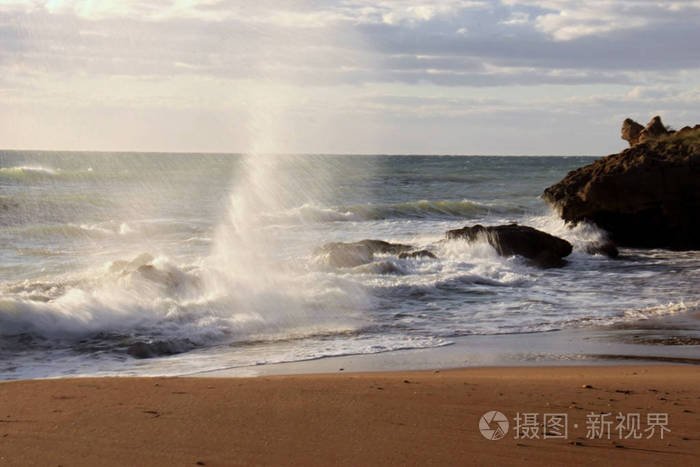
543 118 700 249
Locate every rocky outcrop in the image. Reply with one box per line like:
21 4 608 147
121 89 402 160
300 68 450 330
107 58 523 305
638 115 669 143
355 239 413 255
622 116 673 147
316 242 375 268
583 241 619 258
543 124 700 249
127 339 196 359
676 124 700 136
398 250 437 259
316 239 435 268
621 118 644 146
446 224 572 268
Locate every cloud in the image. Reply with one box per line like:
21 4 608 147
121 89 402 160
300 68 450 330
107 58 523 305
1 0 699 153
3 1 700 83
502 0 700 40
500 11 529 25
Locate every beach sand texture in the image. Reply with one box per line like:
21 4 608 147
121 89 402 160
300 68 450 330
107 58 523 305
0 365 698 466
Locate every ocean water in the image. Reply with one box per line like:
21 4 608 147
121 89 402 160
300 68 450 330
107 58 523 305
1 151 699 379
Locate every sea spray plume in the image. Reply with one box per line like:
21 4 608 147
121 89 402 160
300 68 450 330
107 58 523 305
203 3 371 339
0 1 372 354
204 157 369 339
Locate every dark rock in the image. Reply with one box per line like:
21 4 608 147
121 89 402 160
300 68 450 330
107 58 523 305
354 261 405 275
583 241 619 258
531 251 569 269
108 253 154 274
622 116 670 146
638 115 668 143
127 339 196 359
621 118 644 146
316 242 373 268
356 239 413 255
136 264 202 292
543 125 700 249
398 250 437 259
316 239 413 268
446 224 572 268
136 264 171 283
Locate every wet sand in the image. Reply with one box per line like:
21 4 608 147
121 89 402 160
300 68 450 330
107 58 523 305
195 318 700 378
0 365 698 466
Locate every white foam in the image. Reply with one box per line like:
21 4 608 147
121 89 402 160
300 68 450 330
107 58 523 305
263 199 520 225
623 301 699 320
0 165 59 176
526 214 611 250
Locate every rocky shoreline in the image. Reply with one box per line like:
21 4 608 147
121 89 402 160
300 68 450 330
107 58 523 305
316 223 576 269
317 117 698 270
543 117 699 249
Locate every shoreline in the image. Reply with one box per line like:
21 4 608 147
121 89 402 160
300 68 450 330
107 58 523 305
1 300 697 465
192 310 700 378
1 366 698 466
1 309 698 382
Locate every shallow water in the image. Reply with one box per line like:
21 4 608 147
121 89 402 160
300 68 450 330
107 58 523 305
1 151 698 379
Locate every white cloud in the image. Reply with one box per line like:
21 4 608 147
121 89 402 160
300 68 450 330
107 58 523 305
534 5 645 41
627 86 661 99
500 11 529 25
503 0 700 40
1 0 700 153
378 3 474 25
0 0 487 25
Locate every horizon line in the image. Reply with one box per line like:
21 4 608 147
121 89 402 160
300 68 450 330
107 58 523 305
0 148 601 157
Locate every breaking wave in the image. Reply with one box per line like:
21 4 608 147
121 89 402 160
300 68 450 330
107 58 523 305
622 301 700 321
3 153 699 380
0 165 95 181
268 199 524 224
0 253 364 348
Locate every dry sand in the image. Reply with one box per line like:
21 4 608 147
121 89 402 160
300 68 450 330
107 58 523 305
0 365 698 466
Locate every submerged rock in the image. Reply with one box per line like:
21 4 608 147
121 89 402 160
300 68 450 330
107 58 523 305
446 224 572 268
127 339 196 359
108 253 154 274
583 241 619 258
317 242 373 268
356 239 413 255
543 123 700 249
316 239 413 268
353 261 405 275
398 249 437 260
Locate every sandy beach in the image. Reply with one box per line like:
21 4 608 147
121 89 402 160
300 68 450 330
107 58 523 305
2 2 699 467
0 365 698 466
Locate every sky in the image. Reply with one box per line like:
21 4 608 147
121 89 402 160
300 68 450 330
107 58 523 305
1 0 699 155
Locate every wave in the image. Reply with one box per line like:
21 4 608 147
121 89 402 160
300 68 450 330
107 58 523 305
0 252 365 352
0 222 135 240
350 261 407 275
0 332 451 379
524 300 700 336
0 165 58 176
525 214 611 250
0 165 94 182
269 199 524 224
2 219 207 241
622 300 699 321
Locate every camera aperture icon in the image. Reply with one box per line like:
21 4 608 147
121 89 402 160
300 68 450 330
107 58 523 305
479 411 509 440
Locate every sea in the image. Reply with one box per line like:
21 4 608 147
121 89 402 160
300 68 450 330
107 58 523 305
1 151 699 380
